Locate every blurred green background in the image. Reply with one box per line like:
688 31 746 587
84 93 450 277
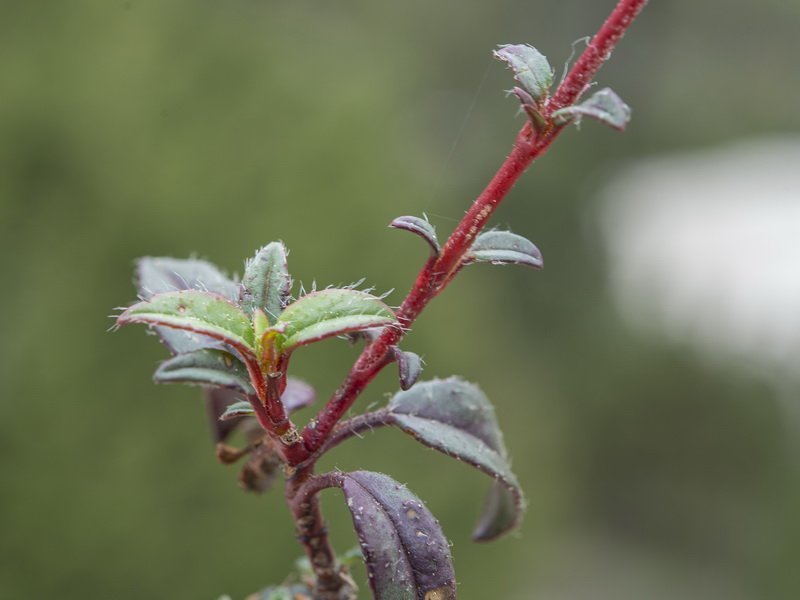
2 1 799 599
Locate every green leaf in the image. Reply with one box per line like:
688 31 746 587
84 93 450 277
219 400 255 421
512 86 546 131
390 215 440 255
551 87 631 131
387 378 524 541
340 470 456 600
154 349 255 394
466 230 543 269
135 257 239 355
239 242 292 321
494 44 554 103
275 289 395 352
118 290 256 357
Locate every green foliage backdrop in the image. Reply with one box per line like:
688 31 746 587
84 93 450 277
1 1 799 599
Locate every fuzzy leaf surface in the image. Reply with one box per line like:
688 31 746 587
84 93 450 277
275 289 395 352
387 378 524 541
390 216 440 255
118 290 255 356
239 242 291 321
494 44 554 103
466 230 543 269
394 348 423 391
551 87 631 131
341 470 456 600
153 349 254 394
135 257 239 354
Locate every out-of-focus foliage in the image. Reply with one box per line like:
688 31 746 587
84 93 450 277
1 1 798 599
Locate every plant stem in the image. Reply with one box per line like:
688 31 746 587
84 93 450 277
547 0 649 114
285 471 349 600
301 0 647 457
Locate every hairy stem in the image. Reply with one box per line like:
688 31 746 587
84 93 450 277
548 0 649 114
301 0 647 456
288 2 649 595
285 471 349 600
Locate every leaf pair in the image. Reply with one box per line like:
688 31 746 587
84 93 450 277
392 215 543 271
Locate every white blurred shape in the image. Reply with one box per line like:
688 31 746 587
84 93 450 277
598 137 800 382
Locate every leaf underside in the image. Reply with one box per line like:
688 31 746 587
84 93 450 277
154 348 254 395
387 378 524 541
391 215 440 255
341 470 456 600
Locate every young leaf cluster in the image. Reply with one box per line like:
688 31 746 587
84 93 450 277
495 43 631 133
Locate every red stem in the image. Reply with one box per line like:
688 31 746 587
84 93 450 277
548 0 649 114
299 0 647 458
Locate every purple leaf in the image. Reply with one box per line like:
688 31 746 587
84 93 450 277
341 470 456 600
281 377 316 413
393 347 423 391
387 378 524 541
205 387 244 443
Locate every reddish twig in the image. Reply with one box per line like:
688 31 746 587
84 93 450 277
300 0 649 457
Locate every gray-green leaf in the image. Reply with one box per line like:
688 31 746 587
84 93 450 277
551 87 631 131
466 230 543 269
154 349 254 395
390 215 440 256
494 44 554 103
387 378 524 541
135 257 239 355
